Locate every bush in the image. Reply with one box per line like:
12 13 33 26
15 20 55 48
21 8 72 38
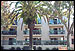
45 48 50 50
51 47 58 50
33 46 36 50
37 47 42 50
1 46 4 50
1 46 9 50
16 47 21 50
10 47 15 50
22 46 30 50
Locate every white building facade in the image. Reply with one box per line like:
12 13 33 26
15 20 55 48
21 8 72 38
1 17 68 50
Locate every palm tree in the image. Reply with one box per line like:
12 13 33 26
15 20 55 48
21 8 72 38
1 1 10 26
9 1 74 50
10 1 43 50
1 1 18 30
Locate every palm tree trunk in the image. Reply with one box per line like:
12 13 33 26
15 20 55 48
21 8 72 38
28 23 35 50
29 27 33 50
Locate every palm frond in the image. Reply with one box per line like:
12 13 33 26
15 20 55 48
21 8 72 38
15 2 20 8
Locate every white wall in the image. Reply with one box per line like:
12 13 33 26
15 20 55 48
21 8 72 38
17 18 24 40
41 16 50 40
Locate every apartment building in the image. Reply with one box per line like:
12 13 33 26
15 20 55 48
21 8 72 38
1 17 68 50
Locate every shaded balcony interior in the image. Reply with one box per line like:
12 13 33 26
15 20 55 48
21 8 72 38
34 18 41 24
49 27 65 34
1 27 17 35
49 18 62 24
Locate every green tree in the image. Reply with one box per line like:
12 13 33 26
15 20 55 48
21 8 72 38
38 1 74 49
46 1 74 49
9 1 74 50
54 1 74 49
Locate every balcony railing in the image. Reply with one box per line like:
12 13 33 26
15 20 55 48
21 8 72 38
1 40 67 45
49 30 65 34
33 30 41 34
41 40 67 45
23 30 29 34
1 40 29 45
23 30 41 35
1 31 17 35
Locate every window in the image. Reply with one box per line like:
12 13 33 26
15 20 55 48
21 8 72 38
71 31 73 36
25 38 27 41
72 39 74 44
53 19 57 24
9 38 16 45
59 28 61 30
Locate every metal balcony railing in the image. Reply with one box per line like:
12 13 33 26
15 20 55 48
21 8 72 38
1 40 67 45
49 30 65 34
1 31 17 35
33 30 41 34
1 40 29 45
40 40 67 45
23 30 41 35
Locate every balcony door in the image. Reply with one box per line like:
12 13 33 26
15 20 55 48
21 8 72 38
54 28 58 34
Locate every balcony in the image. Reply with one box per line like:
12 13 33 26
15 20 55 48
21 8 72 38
1 40 67 45
1 40 29 45
1 31 17 35
23 30 41 35
41 40 67 45
49 30 65 34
